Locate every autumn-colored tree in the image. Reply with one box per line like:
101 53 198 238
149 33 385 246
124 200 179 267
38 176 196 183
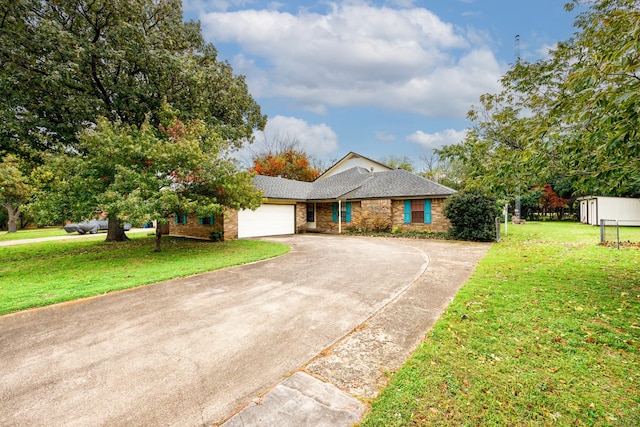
251 149 321 182
537 184 568 219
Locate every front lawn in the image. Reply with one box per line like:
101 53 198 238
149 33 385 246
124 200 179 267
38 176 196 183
362 222 639 426
0 227 69 242
0 235 289 315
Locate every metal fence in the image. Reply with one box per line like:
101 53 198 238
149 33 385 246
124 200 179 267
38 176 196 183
600 219 640 249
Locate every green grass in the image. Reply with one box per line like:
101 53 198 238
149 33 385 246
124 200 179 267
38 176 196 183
0 227 70 242
0 234 289 315
362 222 639 426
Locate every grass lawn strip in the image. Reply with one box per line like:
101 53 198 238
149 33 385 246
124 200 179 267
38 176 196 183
362 222 639 426
0 235 289 315
0 227 70 242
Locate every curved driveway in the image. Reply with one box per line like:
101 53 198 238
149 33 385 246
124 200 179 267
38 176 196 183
0 235 442 426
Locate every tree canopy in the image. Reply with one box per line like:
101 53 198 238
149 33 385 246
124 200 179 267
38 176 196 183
1 0 267 238
438 0 640 198
30 105 262 249
0 0 266 159
249 136 321 182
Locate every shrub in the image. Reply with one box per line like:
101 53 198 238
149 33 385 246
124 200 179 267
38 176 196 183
209 230 224 242
352 208 391 232
444 191 499 242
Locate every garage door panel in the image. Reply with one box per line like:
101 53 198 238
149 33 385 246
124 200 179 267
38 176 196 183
238 204 295 238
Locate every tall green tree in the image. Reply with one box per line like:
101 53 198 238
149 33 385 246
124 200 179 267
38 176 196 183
1 0 266 238
379 155 415 172
438 0 640 197
0 155 32 232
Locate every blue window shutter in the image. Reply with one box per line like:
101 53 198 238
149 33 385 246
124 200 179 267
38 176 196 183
345 202 352 222
199 217 203 225
424 199 432 224
210 215 215 225
175 214 179 224
332 202 338 222
182 214 187 224
404 200 411 224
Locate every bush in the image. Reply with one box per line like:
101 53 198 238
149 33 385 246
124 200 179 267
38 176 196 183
352 207 391 232
209 230 224 242
444 191 499 242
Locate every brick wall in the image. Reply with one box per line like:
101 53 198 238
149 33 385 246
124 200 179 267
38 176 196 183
390 198 451 233
223 207 238 240
168 213 224 240
314 201 361 232
296 202 307 233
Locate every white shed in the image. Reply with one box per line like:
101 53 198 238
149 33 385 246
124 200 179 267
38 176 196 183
578 196 640 225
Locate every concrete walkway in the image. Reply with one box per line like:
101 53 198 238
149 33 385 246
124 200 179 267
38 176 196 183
0 235 490 426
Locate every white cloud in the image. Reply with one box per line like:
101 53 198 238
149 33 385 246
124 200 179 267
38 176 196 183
199 3 504 118
375 131 397 142
406 128 467 149
237 115 339 164
537 43 557 59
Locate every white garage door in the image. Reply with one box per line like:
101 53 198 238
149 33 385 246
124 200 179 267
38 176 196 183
238 204 295 238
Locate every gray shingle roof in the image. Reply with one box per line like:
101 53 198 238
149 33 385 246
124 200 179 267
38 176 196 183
343 169 455 199
254 167 455 201
306 167 373 200
254 175 313 200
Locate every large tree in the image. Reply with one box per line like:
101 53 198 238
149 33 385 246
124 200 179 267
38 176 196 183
0 0 266 238
31 106 263 250
438 0 640 198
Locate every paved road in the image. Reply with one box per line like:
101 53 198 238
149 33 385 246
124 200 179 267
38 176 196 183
1 235 443 426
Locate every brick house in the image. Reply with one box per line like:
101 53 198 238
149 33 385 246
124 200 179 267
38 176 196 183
169 152 455 240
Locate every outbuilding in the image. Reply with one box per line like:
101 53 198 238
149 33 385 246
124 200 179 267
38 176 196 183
578 196 640 226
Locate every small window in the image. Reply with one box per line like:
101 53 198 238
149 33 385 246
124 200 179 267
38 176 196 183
404 200 432 224
175 213 187 224
332 202 352 222
306 204 315 223
199 216 214 226
411 200 424 224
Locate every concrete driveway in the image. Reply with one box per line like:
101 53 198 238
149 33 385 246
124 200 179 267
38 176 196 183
0 235 490 426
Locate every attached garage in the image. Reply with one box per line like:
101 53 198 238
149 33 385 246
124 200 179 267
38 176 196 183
238 204 296 238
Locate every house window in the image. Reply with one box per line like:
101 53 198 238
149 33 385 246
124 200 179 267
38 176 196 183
332 202 352 222
199 216 214 225
411 199 424 224
306 203 315 222
404 200 432 224
175 213 187 224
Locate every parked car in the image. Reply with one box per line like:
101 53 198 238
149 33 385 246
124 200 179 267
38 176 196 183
63 220 132 234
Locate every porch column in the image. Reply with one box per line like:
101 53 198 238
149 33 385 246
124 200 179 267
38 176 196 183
338 199 342 234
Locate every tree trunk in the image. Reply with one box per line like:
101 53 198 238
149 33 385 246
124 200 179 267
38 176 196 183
154 223 162 252
105 215 130 242
5 202 21 233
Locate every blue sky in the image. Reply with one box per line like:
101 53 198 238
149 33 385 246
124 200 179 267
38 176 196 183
183 1 581 169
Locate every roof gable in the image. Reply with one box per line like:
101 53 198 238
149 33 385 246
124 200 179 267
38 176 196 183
317 152 392 180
